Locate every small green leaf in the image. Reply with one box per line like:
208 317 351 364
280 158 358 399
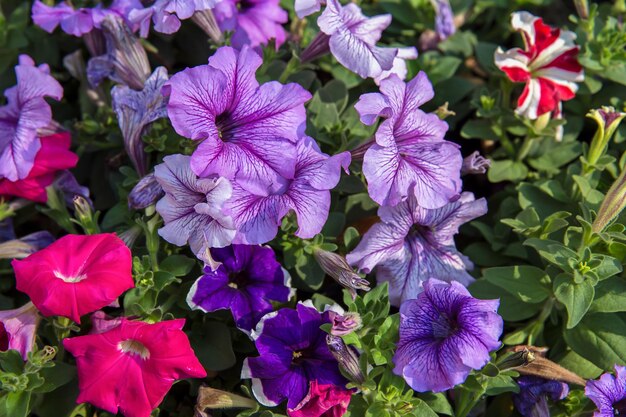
488 160 528 183
159 255 196 277
482 265 551 303
554 274 594 329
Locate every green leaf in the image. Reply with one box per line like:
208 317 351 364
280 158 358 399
482 265 551 303
0 350 24 373
418 392 453 416
591 255 622 281
589 278 626 313
470 280 542 321
190 321 236 371
0 391 31 417
554 274 594 329
159 255 196 277
488 160 528 183
34 362 77 394
564 313 626 369
524 238 577 271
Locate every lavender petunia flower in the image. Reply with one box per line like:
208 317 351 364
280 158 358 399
112 67 169 175
154 154 236 263
0 302 41 360
373 46 418 86
164 46 311 192
434 0 456 40
128 173 165 210
224 136 350 245
0 55 63 181
586 365 626 417
187 244 292 332
295 0 324 18
346 192 487 307
355 72 462 208
513 376 569 417
393 279 503 392
241 301 346 408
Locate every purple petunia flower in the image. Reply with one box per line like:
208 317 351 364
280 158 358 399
154 154 236 263
295 0 324 18
393 279 503 392
164 46 311 193
187 244 293 332
355 72 462 208
241 301 346 408
513 376 569 417
373 46 418 86
586 365 626 417
434 0 456 40
347 192 487 307
0 302 41 360
0 55 63 181
225 136 350 245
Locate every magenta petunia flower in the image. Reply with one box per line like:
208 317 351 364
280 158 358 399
393 279 503 392
0 55 63 181
586 365 626 417
64 318 207 417
287 380 352 417
225 136 350 245
187 244 292 332
129 0 220 38
513 376 569 417
0 302 41 360
242 302 346 408
355 72 462 208
347 192 487 307
11 234 134 323
213 0 287 48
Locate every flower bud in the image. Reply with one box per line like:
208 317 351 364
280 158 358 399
586 106 626 168
328 311 362 336
505 346 586 386
326 334 365 384
313 248 370 299
461 151 491 175
73 195 100 235
191 9 223 43
195 386 256 413
128 174 164 210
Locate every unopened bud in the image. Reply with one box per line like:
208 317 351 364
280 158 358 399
505 346 586 386
313 248 370 300
326 334 365 384
328 311 362 336
191 9 223 43
195 386 256 414
73 196 100 235
586 106 626 168
461 151 490 175
128 174 164 210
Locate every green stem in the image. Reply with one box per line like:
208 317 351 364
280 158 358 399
516 137 534 161
455 387 485 417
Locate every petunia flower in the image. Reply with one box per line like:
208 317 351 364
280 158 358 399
11 234 134 323
0 55 63 181
128 173 165 210
0 133 78 203
154 154 236 263
513 376 569 417
494 11 584 120
347 192 487 307
224 136 350 245
393 279 503 392
187 244 293 332
434 0 455 41
64 318 207 417
213 0 287 49
373 46 418 86
164 46 311 192
354 72 462 208
52 170 92 208
586 365 626 417
242 301 346 408
0 302 41 360
287 380 352 417
295 0 324 19
112 67 169 176
461 150 491 175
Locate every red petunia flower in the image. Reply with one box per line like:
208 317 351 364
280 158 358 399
288 381 352 417
11 233 134 322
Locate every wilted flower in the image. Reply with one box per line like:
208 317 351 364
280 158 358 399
586 106 626 168
586 365 626 417
313 248 370 299
347 192 487 307
287 380 352 417
0 231 54 260
461 151 491 175
12 234 134 322
0 302 41 360
64 318 207 417
242 302 346 408
513 376 569 417
393 279 503 392
213 0 287 48
196 386 256 413
187 244 293 332
128 173 165 209
373 47 418 86
326 334 364 384
328 310 361 336
433 0 455 40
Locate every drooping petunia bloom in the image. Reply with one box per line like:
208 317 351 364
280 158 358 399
586 365 626 417
0 133 78 203
287 381 352 417
393 279 503 392
242 302 346 408
434 0 455 41
154 154 236 263
346 192 487 307
213 0 287 49
64 318 207 417
461 151 491 175
0 55 63 181
11 234 134 323
164 46 311 192
225 136 350 245
187 244 292 332
354 73 462 208
0 302 41 360
373 46 418 86
128 173 165 210
494 11 584 120
513 376 569 417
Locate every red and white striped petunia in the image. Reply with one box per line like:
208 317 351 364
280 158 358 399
495 11 584 120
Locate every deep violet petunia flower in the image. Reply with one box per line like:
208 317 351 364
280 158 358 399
513 376 569 417
187 244 293 332
586 365 626 417
494 12 584 120
0 55 63 181
242 301 346 408
0 302 41 360
164 46 311 192
154 154 236 263
213 0 287 49
225 136 350 245
64 318 207 417
393 279 503 392
354 72 462 208
11 234 134 323
287 381 352 417
373 46 418 86
0 132 78 203
346 192 487 307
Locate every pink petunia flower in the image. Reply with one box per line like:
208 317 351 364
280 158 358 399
287 381 352 417
11 234 134 323
495 11 584 120
0 302 41 360
64 318 207 417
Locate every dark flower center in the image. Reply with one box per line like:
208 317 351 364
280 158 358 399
291 347 313 366
0 323 9 351
614 398 626 415
432 313 458 339
215 112 232 141
228 270 249 289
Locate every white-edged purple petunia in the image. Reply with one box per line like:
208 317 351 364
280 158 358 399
225 136 350 245
0 55 63 181
154 154 236 263
129 0 221 39
393 279 503 392
346 191 487 307
355 72 462 208
586 365 626 417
